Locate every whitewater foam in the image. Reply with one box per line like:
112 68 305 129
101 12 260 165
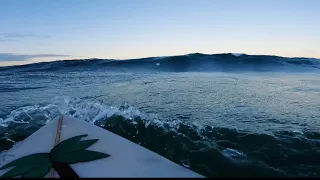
231 53 244 57
223 148 246 159
0 96 166 130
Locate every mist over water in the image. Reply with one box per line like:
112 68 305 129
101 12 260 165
0 53 320 177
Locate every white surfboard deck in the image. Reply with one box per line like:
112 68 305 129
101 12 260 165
0 115 204 178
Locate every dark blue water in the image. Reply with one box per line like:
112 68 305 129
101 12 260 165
1 53 320 177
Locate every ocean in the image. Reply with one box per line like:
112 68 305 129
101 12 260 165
0 53 320 177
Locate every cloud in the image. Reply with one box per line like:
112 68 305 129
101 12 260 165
0 38 19 42
0 33 49 42
0 53 69 62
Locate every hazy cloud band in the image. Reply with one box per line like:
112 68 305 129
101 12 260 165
0 33 49 42
0 53 69 61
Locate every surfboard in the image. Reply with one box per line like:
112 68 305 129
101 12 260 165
0 115 204 178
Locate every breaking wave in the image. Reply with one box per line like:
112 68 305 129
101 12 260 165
0 53 319 73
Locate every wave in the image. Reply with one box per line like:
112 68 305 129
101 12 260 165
0 86 46 93
0 53 319 73
1 97 320 177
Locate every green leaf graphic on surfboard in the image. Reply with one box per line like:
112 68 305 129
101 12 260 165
0 134 110 178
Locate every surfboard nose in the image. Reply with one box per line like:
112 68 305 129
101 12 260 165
0 115 204 178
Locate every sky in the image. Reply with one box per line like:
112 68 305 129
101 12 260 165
0 0 319 66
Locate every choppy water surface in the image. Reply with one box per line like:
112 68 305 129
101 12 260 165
1 54 320 177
